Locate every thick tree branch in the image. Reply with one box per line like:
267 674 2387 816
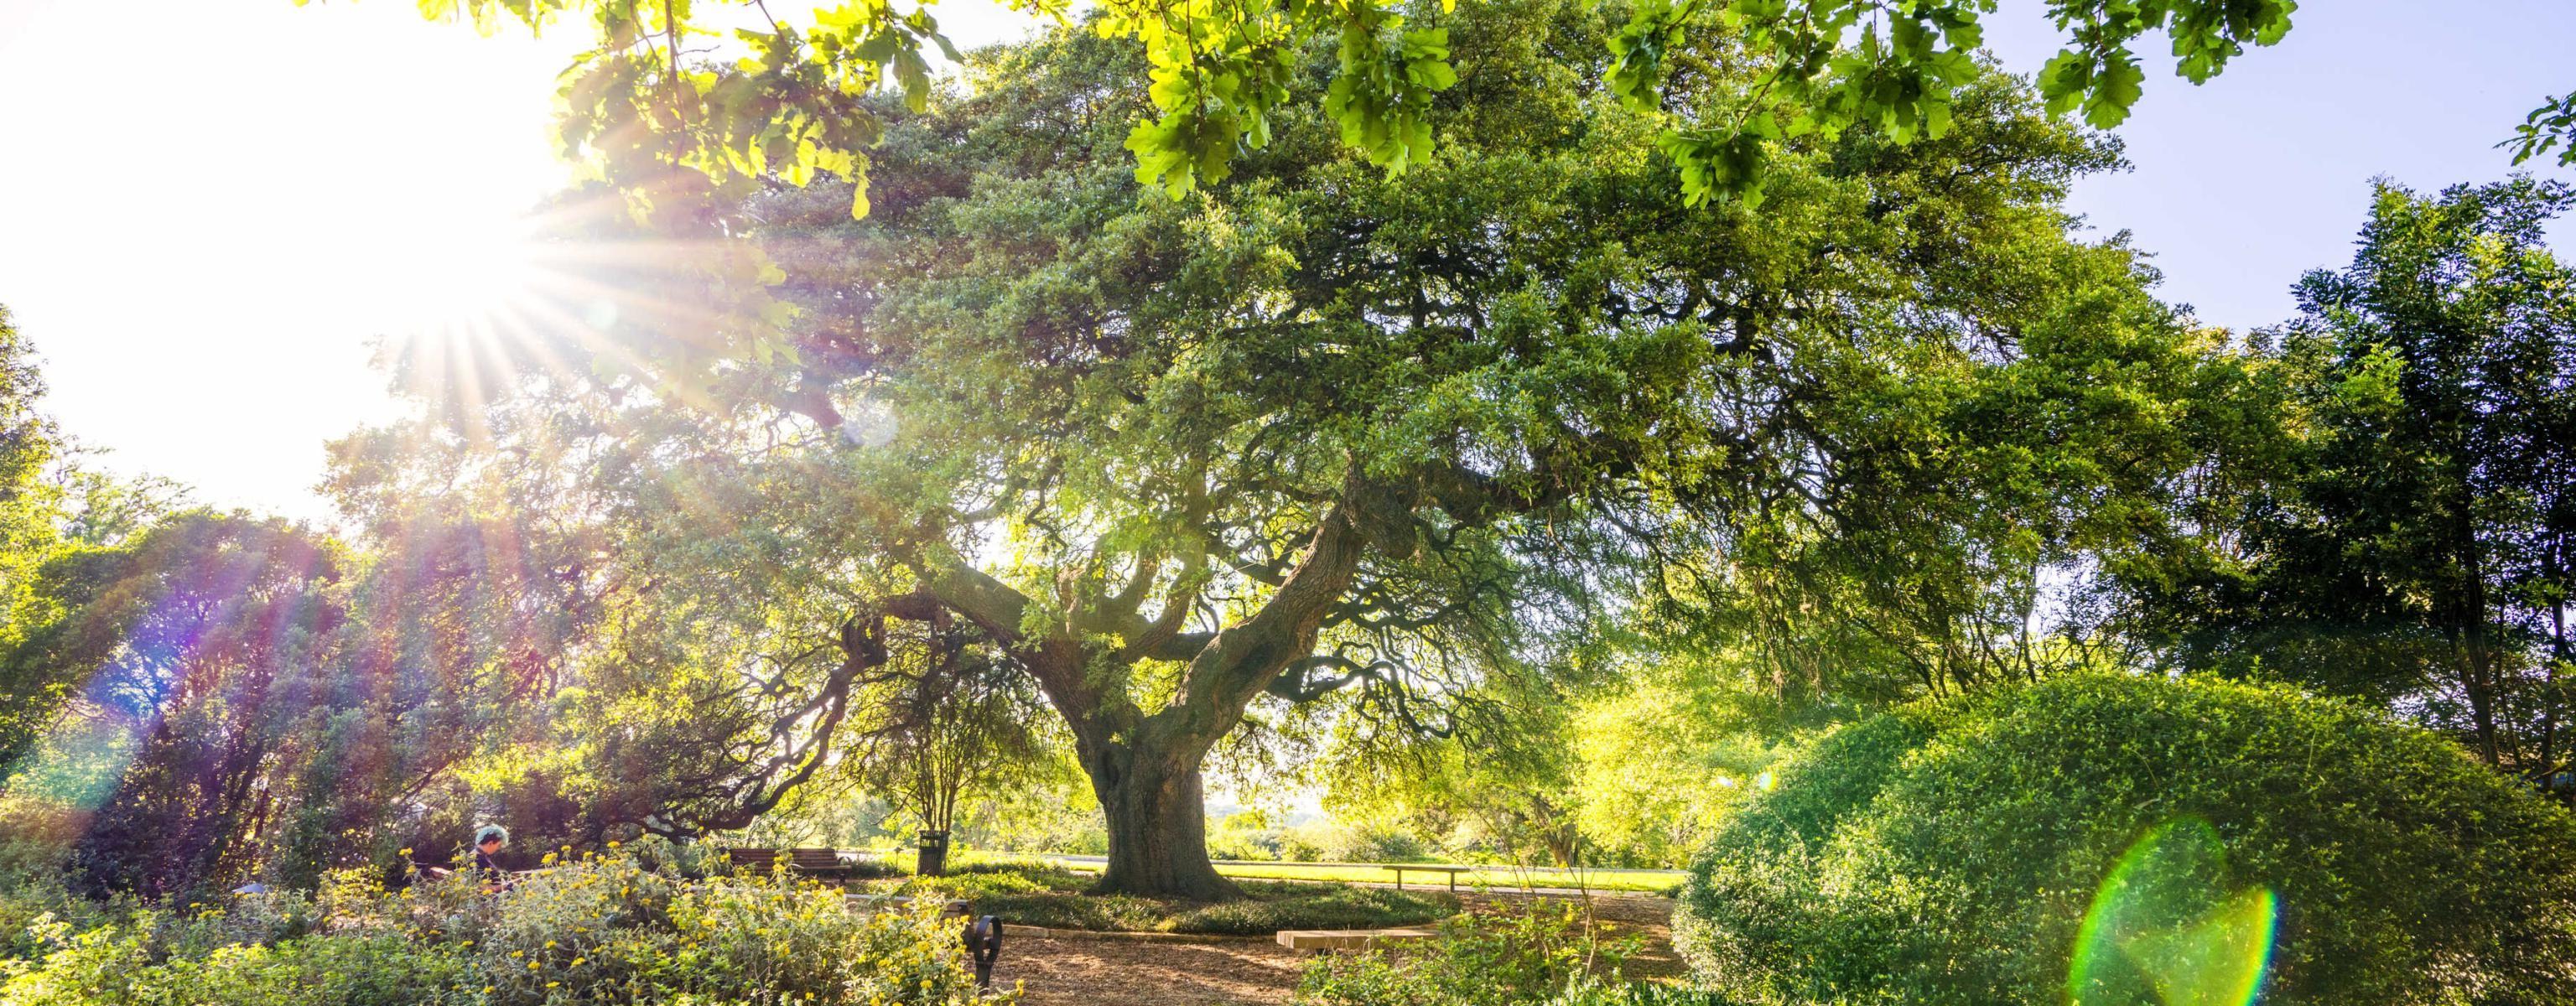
1156 474 1379 752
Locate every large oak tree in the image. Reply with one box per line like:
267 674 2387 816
335 0 2214 897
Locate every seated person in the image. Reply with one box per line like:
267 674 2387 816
472 825 513 891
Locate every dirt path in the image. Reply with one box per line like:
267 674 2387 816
989 893 1679 1006
994 935 1306 1006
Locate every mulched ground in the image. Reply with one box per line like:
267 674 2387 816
995 935 1306 1006
989 892 1680 1006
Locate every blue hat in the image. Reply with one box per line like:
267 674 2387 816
474 825 509 846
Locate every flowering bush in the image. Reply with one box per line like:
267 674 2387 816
0 905 479 1006
2 837 1015 1006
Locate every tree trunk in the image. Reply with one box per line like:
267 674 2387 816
1084 735 1240 900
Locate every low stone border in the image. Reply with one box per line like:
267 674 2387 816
1005 924 1272 943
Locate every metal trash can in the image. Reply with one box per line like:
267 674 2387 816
916 829 950 877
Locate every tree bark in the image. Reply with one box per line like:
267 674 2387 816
911 477 1389 900
1083 731 1239 900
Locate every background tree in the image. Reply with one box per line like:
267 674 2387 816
1562 647 1805 866
2114 178 2576 789
1 307 188 788
1321 690 1589 867
0 361 579 897
0 305 64 772
846 614 1052 874
17 515 346 897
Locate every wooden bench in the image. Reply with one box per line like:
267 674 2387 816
1387 864 1472 891
1276 927 1439 953
726 847 855 879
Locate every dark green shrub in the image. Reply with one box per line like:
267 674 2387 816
1540 978 1737 1006
1674 674 2576 1006
841 856 907 880
935 871 1456 934
1162 883 1454 935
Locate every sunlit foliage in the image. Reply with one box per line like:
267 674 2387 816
336 0 2315 215
0 307 63 773
0 838 1004 1006
1675 674 2576 1005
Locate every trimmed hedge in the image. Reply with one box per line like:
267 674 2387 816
1674 674 2576 1005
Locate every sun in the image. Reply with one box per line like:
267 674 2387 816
356 194 693 424
365 211 550 341
357 207 581 423
348 189 776 428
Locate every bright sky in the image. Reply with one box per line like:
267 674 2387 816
0 0 2569 522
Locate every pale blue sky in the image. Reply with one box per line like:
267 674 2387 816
1979 0 2576 327
0 0 2568 521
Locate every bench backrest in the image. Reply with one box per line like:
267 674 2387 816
787 848 845 871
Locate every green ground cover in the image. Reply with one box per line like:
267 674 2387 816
1006 858 1681 895
891 861 1461 935
1181 862 1682 895
860 850 1685 895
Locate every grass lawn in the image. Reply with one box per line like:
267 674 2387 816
1180 861 1685 895
889 861 1462 935
853 849 1687 896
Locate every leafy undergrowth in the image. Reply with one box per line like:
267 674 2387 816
0 837 1007 1006
900 862 1459 935
1295 900 1727 1006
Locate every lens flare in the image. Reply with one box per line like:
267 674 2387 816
2068 817 2277 1006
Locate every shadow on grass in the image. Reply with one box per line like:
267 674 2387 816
902 863 1460 934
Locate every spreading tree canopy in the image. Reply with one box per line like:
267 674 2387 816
331 0 2230 896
